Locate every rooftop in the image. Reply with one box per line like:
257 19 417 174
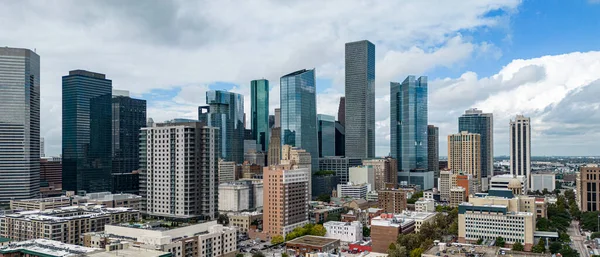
0 239 100 256
370 214 416 227
286 235 339 247
88 247 171 257
423 244 551 257
4 206 137 222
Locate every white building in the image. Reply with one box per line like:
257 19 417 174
424 191 434 200
392 211 437 233
336 182 370 199
218 160 237 184
509 115 531 188
324 221 363 242
490 174 526 192
218 182 251 212
415 198 435 212
531 173 555 192
349 166 375 187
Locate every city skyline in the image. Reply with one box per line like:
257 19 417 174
3 1 600 157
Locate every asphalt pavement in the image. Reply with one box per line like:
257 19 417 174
568 220 590 257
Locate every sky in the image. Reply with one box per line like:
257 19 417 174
2 0 600 157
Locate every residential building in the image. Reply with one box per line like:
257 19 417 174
448 131 481 191
228 212 262 233
318 114 336 157
323 221 363 242
286 236 340 256
510 115 531 189
428 125 439 186
391 76 431 190
140 120 219 220
391 211 437 233
335 121 345 157
263 165 310 237
449 187 466 207
531 173 556 192
111 90 146 194
345 40 375 159
371 214 415 253
0 47 40 203
0 239 102 256
198 90 244 163
40 157 62 197
281 145 313 198
439 170 454 202
378 190 408 213
349 166 374 186
490 174 526 192
268 127 281 166
337 182 370 199
456 174 475 198
459 108 494 184
218 180 263 212
577 165 600 212
0 206 139 245
319 157 362 184
218 160 238 183
415 199 435 212
10 192 142 211
363 158 397 191
63 70 112 194
251 79 270 152
337 97 346 127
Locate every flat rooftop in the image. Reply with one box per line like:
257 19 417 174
287 236 339 247
424 244 551 257
88 247 171 257
0 239 100 256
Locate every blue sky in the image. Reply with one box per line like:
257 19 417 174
2 0 600 157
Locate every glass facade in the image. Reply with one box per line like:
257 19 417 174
112 94 146 194
0 48 40 202
427 125 439 183
391 76 429 185
345 40 375 159
459 108 493 178
280 69 318 173
317 114 335 157
335 122 345 157
198 90 244 163
62 70 113 193
251 79 269 152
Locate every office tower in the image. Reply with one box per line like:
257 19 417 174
510 115 531 189
427 125 439 184
345 40 375 159
40 157 62 197
198 90 245 163
0 48 40 202
251 79 269 152
111 90 146 194
334 122 345 157
458 108 494 181
281 145 313 198
317 114 335 157
218 160 237 184
140 120 219 220
337 97 346 127
263 165 309 237
268 127 281 166
274 108 281 128
63 70 112 193
318 157 362 184
448 131 481 191
244 149 266 167
280 69 318 175
269 115 275 128
363 158 397 191
378 190 408 213
40 137 45 157
577 165 600 211
391 76 431 190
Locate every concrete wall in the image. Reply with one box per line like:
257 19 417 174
104 221 218 245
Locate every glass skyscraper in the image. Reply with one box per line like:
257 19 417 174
280 69 318 173
62 70 113 193
317 114 335 157
0 47 40 202
198 90 244 163
112 90 146 194
391 76 432 190
251 79 269 152
458 108 493 178
345 40 375 159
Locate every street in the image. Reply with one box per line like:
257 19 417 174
568 220 589 257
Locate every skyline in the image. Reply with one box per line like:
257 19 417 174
3 1 600 157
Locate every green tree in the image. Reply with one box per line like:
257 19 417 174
559 232 571 242
310 224 327 236
512 242 524 251
363 226 371 237
388 243 408 257
252 252 266 257
476 238 483 245
271 235 284 245
316 194 331 202
282 253 289 257
532 239 546 253
236 254 244 257
410 248 424 257
217 214 229 226
536 218 551 231
494 237 505 247
558 245 579 257
407 191 424 204
549 242 562 254
592 232 600 239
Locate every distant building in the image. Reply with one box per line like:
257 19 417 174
448 131 481 191
335 121 346 157
318 114 336 157
378 190 408 213
324 221 363 242
349 166 374 186
228 212 262 233
286 236 341 256
268 127 281 166
510 115 531 189
531 173 556 192
319 157 362 184
244 149 267 167
428 125 439 185
10 192 142 211
490 174 526 192
251 79 270 152
371 214 415 253
0 239 102 256
362 158 398 191
218 180 263 212
337 97 345 127
449 187 466 207
391 211 437 232
40 158 62 197
415 199 435 212
459 108 494 180
577 165 600 212
218 160 238 183
337 182 370 199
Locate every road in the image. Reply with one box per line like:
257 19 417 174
568 220 589 257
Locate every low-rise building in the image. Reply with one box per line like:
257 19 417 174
490 174 526 192
228 212 262 233
337 182 370 199
450 187 466 207
286 236 340 256
310 204 344 224
323 221 363 242
415 198 435 212
378 189 407 213
390 211 437 232
9 192 142 211
370 213 415 253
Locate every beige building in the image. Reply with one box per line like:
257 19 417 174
448 132 481 191
218 160 238 183
10 192 142 211
280 145 312 199
449 187 466 207
392 211 437 233
362 158 398 191
268 127 281 166
439 170 458 202
228 212 262 233
415 198 435 212
577 165 600 212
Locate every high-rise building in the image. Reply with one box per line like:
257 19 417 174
458 108 494 180
378 190 408 213
362 158 397 191
510 115 531 188
268 127 281 166
62 70 112 194
0 48 40 202
218 160 238 184
317 114 335 157
198 90 245 163
140 120 219 220
318 157 362 184
280 145 312 197
40 137 45 157
263 165 309 237
448 131 481 191
269 115 275 129
40 157 62 197
251 79 269 152
111 90 146 194
345 40 375 159
280 69 318 175
576 165 600 212
427 125 439 184
337 97 345 127
274 108 281 128
334 122 345 157
391 76 431 190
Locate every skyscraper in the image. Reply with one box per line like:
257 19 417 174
337 97 346 127
427 125 439 184
40 137 45 157
251 79 269 152
345 40 375 159
198 90 245 163
317 114 335 157
268 127 281 166
112 90 146 194
274 108 281 128
448 131 481 191
280 69 318 175
458 108 494 180
62 70 112 193
510 115 531 188
391 76 431 190
335 122 345 157
0 47 40 202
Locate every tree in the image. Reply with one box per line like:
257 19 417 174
532 239 546 253
310 224 327 236
252 252 266 257
363 226 371 237
542 188 550 195
476 238 483 245
282 253 289 257
536 218 551 231
236 254 244 257
494 237 505 247
558 245 579 257
549 242 562 254
410 248 424 257
316 194 331 202
217 214 229 226
592 232 600 239
388 243 408 257
325 213 341 222
271 235 284 245
559 232 571 243
407 191 424 204
512 242 524 251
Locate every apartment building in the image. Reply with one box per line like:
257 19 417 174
323 221 363 242
228 212 262 233
10 192 142 211
448 132 481 191
378 189 408 213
